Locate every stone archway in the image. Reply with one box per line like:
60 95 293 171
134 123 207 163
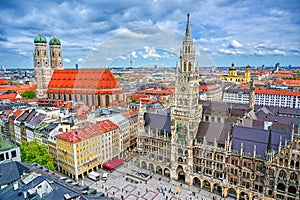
193 177 200 187
227 188 237 198
277 183 285 193
141 161 147 169
156 166 162 175
240 191 249 200
213 183 222 195
203 179 211 191
177 165 185 183
288 185 296 195
149 163 154 173
164 168 170 178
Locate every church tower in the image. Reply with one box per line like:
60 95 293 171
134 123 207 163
49 37 63 70
34 34 51 99
170 14 202 185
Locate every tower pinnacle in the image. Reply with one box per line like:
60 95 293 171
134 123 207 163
185 13 191 38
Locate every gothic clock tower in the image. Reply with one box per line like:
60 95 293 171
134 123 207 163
170 14 202 185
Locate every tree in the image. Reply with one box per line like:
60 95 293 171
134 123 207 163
21 90 36 99
20 140 55 170
131 98 137 102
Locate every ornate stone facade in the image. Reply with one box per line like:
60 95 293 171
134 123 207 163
137 14 300 200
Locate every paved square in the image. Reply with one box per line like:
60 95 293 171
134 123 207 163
124 184 137 193
125 194 139 200
107 186 120 195
141 190 158 200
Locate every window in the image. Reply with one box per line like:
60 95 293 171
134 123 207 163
0 154 4 161
11 150 17 158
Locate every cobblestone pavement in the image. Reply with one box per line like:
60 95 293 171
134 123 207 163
81 157 235 200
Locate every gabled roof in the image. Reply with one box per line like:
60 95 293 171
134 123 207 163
0 161 30 186
196 121 231 142
56 120 118 143
232 126 291 157
144 111 171 132
47 69 124 94
255 88 300 96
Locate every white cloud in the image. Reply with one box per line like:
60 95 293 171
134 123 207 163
131 51 137 58
119 55 127 59
219 48 237 55
77 58 84 62
230 40 243 48
64 58 71 63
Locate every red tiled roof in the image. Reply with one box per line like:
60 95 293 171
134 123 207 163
47 69 124 94
56 120 118 143
136 88 173 95
0 93 19 100
0 78 8 85
283 79 300 86
0 84 35 94
64 102 73 108
255 88 300 97
199 84 220 91
272 73 293 78
122 109 137 117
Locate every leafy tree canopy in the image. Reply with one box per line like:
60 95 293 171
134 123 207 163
21 90 36 99
20 140 55 170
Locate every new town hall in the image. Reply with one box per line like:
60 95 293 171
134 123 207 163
136 14 300 200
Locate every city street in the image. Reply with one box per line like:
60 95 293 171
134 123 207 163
81 157 235 200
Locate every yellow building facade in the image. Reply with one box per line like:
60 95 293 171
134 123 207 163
56 120 119 181
221 63 251 82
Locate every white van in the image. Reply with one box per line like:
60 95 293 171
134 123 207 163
87 171 100 181
102 173 108 180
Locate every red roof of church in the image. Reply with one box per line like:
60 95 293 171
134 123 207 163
56 120 118 143
47 69 124 94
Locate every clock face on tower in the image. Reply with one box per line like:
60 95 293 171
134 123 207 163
181 86 186 91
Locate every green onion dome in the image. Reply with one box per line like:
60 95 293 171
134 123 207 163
34 34 47 43
49 37 61 45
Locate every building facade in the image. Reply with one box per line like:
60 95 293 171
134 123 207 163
221 64 251 83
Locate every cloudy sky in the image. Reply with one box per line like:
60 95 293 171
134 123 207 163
0 0 299 69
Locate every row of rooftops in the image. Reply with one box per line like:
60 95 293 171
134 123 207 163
142 101 297 158
0 161 111 199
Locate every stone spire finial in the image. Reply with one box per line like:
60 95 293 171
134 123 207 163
185 13 191 38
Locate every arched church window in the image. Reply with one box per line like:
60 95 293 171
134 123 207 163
188 46 190 53
188 62 192 71
183 62 187 71
86 95 89 105
279 170 286 178
290 172 297 180
37 51 39 56
92 95 95 105
44 51 46 56
106 95 110 107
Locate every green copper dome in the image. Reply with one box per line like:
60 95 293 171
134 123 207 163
49 37 61 45
34 34 47 43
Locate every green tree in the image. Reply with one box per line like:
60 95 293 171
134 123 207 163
131 98 137 102
20 140 55 170
21 90 36 99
